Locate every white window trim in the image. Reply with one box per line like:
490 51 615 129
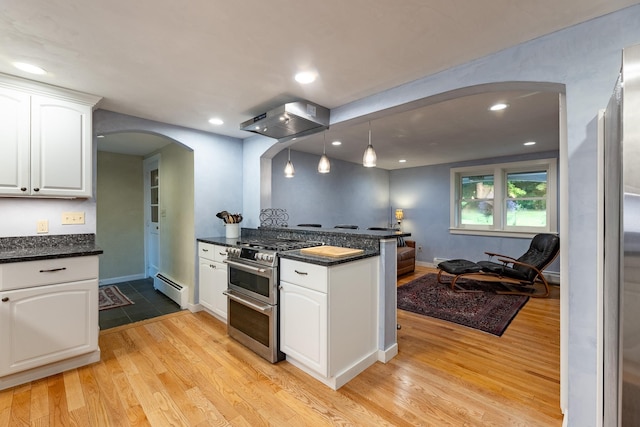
449 158 558 238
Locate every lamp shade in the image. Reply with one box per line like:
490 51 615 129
363 129 377 167
395 209 404 221
318 153 330 173
284 148 295 178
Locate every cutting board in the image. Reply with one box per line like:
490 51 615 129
300 245 364 258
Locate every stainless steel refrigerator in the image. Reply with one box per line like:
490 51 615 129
604 43 640 426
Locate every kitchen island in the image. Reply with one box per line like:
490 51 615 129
244 226 407 364
0 234 102 390
197 226 406 388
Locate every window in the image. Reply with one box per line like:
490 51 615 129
450 159 557 237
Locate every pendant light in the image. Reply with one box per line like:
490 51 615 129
284 148 295 178
318 133 331 173
363 122 377 168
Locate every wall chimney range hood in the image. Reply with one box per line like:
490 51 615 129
240 101 330 142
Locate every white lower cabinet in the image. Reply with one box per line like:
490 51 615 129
280 281 328 375
198 243 228 321
280 256 379 390
0 255 100 390
0 279 98 376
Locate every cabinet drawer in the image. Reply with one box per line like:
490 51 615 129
0 256 99 291
280 259 327 293
198 243 228 262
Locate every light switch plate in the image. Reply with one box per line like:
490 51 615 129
62 212 85 225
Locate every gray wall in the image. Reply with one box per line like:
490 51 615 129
96 151 144 281
271 149 390 229
391 150 560 269
94 110 243 303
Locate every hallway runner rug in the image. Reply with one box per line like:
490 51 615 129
397 274 529 336
99 285 134 311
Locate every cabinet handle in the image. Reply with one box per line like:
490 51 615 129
33 188 40 192
20 187 27 192
210 264 215 269
202 248 209 252
39 267 67 273
294 270 308 275
219 252 226 256
1 297 8 302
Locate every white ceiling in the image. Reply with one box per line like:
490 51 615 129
1 0 635 166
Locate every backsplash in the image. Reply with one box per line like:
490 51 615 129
0 233 96 251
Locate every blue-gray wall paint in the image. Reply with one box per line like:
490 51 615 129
94 110 244 240
271 149 390 229
391 150 560 269
243 7 640 424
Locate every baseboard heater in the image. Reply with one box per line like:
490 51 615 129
154 273 187 309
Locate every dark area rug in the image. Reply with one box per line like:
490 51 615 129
99 285 134 311
397 273 529 336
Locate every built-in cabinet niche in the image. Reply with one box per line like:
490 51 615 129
0 74 101 198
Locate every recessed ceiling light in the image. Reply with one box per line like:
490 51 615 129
97 134 105 138
331 140 342 146
294 71 317 84
524 141 536 146
489 103 509 111
399 159 407 163
12 62 47 75
208 118 224 125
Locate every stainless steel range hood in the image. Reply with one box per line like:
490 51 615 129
240 101 330 142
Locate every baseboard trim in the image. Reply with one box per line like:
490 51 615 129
0 349 101 391
378 343 398 363
99 273 146 286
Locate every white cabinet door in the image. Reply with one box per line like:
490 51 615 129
211 261 228 320
280 280 327 376
30 96 92 197
0 279 99 376
199 259 227 321
198 258 216 312
0 87 30 195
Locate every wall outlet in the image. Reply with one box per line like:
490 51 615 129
62 212 85 225
418 245 423 252
37 220 48 234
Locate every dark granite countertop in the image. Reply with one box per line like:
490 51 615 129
197 236 239 247
197 235 379 266
0 234 103 264
278 249 379 267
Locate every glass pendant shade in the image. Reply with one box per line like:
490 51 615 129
318 154 331 173
318 134 331 173
363 128 377 167
284 148 295 178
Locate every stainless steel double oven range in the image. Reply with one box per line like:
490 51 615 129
224 238 321 363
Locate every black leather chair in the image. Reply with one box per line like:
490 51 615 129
436 233 560 298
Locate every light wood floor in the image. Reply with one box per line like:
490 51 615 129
0 266 562 426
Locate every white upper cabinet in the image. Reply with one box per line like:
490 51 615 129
0 87 30 196
0 74 101 198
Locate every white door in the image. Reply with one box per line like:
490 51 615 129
144 155 160 278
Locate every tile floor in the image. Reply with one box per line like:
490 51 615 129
98 277 182 330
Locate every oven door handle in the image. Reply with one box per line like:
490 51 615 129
223 259 268 273
223 290 273 313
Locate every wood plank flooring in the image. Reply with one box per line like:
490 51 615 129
0 266 562 426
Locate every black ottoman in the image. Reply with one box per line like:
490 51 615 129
437 259 482 275
437 259 483 291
